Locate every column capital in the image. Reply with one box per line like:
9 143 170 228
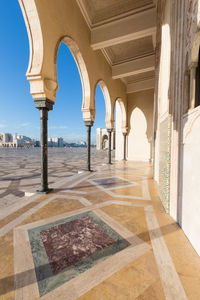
123 132 127 136
84 121 94 127
34 98 54 111
107 128 113 133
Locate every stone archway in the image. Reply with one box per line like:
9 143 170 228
114 98 127 160
94 80 113 163
94 80 112 129
54 37 93 123
102 134 109 150
128 107 150 161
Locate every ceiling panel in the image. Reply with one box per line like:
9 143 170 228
105 36 154 65
126 71 155 84
82 0 154 25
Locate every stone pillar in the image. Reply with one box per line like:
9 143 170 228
85 121 93 171
123 132 127 161
96 128 102 150
34 98 54 193
189 63 197 109
107 129 112 164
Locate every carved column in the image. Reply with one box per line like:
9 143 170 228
85 121 93 171
34 98 54 193
107 129 112 164
123 132 127 161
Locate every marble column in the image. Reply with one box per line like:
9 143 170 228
34 98 54 193
107 129 112 164
85 121 93 171
123 132 127 161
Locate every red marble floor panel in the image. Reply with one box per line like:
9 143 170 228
40 216 114 274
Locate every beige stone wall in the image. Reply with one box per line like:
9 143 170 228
154 0 200 255
127 89 154 161
180 0 200 255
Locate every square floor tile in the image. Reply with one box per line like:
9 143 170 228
92 177 133 189
40 216 115 275
28 211 130 296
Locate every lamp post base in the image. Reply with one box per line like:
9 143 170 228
36 188 53 194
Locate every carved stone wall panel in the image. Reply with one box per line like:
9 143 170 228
186 0 198 65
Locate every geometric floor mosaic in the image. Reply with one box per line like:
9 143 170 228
92 177 133 189
1 159 197 299
28 211 130 296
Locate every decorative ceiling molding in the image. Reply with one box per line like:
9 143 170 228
91 8 156 50
76 0 156 89
127 77 155 93
76 0 92 29
76 0 155 29
112 54 155 79
101 48 113 65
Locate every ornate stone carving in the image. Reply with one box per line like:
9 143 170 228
186 0 198 64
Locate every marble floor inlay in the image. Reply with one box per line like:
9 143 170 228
1 158 200 299
28 211 130 296
92 177 132 189
40 216 115 274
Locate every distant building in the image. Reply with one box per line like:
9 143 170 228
0 133 35 148
96 128 115 150
48 137 64 147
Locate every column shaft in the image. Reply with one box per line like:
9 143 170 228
108 130 112 164
123 133 127 161
87 125 91 171
40 108 48 192
34 98 54 194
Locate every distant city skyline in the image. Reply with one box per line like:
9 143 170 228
0 130 94 145
0 2 108 144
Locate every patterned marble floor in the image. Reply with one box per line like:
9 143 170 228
0 148 112 215
0 159 200 299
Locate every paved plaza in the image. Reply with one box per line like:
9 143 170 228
0 148 112 212
0 157 200 299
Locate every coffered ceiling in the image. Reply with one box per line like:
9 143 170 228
76 0 156 93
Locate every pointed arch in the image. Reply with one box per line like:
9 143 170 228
54 36 92 121
94 80 113 129
128 107 150 161
114 98 127 131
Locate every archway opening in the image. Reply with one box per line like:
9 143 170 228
94 82 114 155
94 83 106 150
114 99 126 160
102 134 109 150
50 42 84 145
128 107 150 161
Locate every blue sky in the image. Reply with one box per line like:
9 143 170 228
0 1 107 144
